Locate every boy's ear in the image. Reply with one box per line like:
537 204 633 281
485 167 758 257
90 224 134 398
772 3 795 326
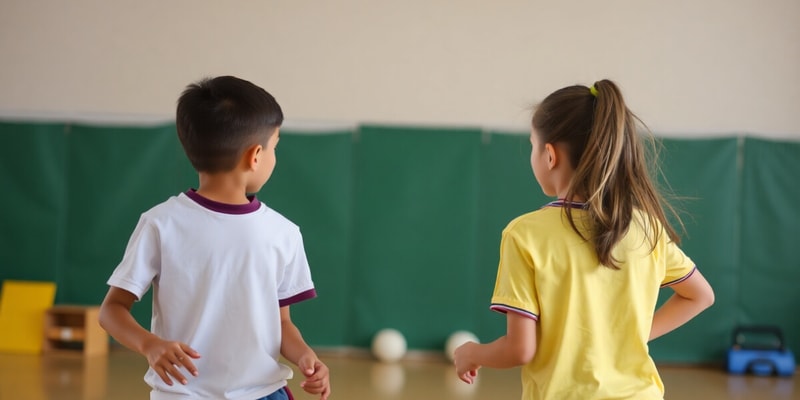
544 143 558 170
243 144 263 171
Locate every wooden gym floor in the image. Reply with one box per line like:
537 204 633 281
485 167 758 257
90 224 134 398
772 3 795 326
0 348 796 399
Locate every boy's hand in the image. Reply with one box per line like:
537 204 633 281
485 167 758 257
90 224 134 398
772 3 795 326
453 341 481 384
142 336 201 386
297 354 331 400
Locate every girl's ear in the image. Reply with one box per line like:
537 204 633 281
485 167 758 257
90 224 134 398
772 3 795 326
544 143 558 170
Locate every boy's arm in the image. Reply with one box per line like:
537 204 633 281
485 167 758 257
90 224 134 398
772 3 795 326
280 306 330 400
453 312 537 384
99 287 200 385
650 269 715 341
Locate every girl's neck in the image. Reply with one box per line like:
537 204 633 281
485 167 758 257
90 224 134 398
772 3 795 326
556 189 585 203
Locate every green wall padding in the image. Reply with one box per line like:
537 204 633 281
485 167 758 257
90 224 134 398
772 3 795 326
475 132 549 341
739 138 800 354
2 119 799 364
351 125 482 348
261 130 355 347
62 124 194 326
0 122 67 283
651 138 741 362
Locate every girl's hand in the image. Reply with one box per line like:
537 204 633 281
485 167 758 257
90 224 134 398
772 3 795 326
141 336 201 386
453 341 481 384
297 354 331 400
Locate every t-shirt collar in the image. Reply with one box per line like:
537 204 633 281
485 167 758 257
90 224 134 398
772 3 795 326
545 199 588 209
184 189 260 215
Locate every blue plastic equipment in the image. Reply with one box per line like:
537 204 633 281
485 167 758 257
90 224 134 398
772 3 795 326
727 325 795 377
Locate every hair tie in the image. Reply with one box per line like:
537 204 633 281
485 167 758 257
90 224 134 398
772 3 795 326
589 85 598 97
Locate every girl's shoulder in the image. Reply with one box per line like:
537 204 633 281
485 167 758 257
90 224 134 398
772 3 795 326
504 206 567 233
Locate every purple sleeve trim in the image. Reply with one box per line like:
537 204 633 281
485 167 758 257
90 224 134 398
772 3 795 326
661 266 697 287
279 288 317 307
490 304 539 321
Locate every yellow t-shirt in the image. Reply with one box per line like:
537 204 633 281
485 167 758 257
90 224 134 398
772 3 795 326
491 203 695 400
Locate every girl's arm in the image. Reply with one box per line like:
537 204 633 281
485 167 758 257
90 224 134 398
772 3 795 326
280 306 331 400
99 287 200 385
453 312 537 384
650 269 715 341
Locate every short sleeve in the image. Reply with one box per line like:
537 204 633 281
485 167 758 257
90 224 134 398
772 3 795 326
490 229 539 320
660 236 696 287
107 215 160 300
277 232 316 307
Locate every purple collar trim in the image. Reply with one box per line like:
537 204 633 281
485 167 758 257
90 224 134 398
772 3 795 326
184 189 261 215
545 199 588 209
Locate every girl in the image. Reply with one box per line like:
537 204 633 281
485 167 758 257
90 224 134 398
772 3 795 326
453 80 714 400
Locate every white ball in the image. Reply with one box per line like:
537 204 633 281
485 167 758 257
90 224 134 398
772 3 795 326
445 330 479 362
371 328 407 363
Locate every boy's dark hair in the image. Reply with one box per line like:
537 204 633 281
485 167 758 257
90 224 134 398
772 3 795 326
176 76 283 173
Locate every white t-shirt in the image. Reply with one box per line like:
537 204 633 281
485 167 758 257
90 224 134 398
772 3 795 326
108 190 316 400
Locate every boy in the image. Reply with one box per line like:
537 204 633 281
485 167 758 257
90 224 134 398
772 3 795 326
99 76 330 400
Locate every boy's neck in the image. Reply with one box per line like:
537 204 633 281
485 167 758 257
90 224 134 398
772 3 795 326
195 173 251 205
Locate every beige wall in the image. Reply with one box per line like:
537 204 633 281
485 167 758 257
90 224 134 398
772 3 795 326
1 0 798 138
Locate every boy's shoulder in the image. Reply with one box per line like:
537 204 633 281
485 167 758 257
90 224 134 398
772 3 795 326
138 192 198 219
135 193 184 219
256 203 301 231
